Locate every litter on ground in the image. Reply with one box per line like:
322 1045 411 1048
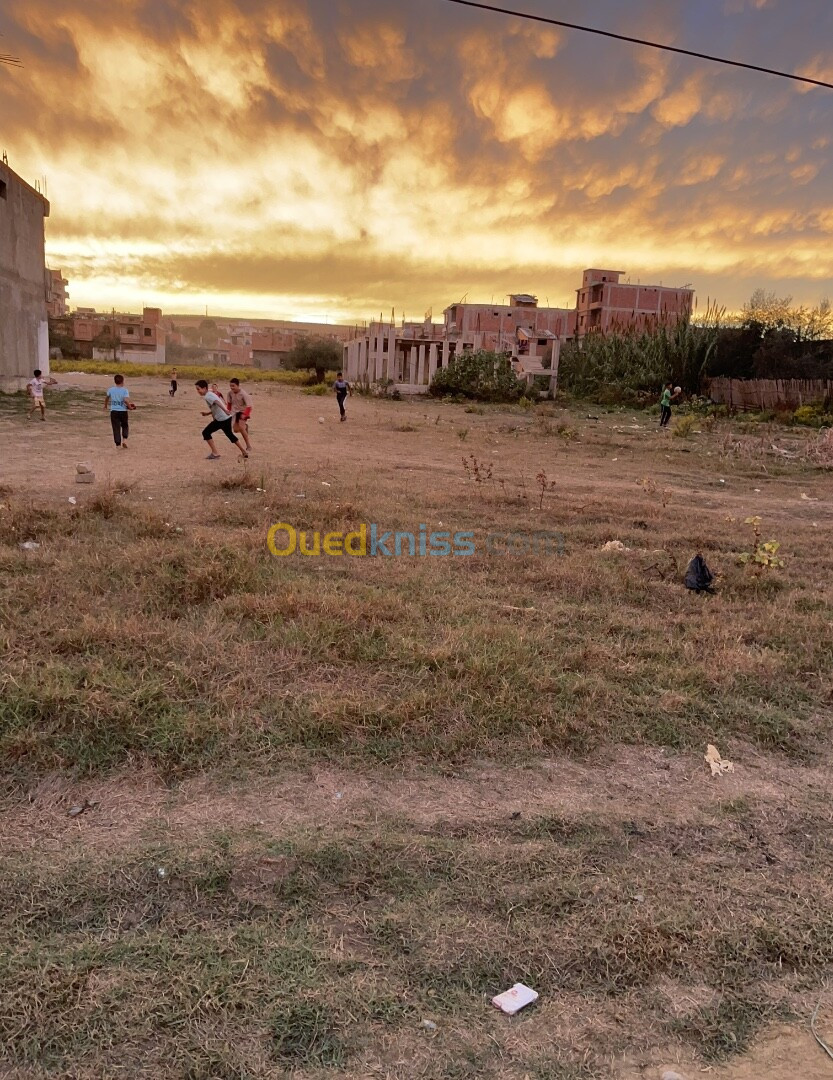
684 554 714 593
492 984 539 1015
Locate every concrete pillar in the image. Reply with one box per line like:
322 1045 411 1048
428 343 438 382
417 344 426 386
386 327 396 383
375 330 384 382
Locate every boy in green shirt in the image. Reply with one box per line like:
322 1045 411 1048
659 383 674 428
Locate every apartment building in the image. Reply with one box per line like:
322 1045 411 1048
575 269 693 337
52 306 167 363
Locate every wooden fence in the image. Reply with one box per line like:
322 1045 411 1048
706 378 833 411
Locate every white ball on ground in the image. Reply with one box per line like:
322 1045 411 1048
318 417 325 424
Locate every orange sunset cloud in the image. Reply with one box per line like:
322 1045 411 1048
1 0 831 319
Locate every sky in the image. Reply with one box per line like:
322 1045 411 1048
1 0 831 322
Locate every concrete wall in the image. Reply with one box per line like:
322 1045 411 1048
92 342 167 365
0 163 50 388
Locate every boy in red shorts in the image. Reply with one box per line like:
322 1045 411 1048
228 377 253 453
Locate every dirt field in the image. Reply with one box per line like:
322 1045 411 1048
1 374 832 1079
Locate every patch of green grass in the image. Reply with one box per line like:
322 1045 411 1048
270 1001 347 1067
668 996 776 1062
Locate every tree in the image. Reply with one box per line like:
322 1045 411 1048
284 337 343 383
742 290 833 343
742 289 793 337
197 319 219 348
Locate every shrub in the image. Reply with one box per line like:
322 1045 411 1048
429 350 529 403
793 403 833 428
672 415 697 438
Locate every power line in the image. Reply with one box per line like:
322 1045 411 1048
441 0 833 91
0 35 22 67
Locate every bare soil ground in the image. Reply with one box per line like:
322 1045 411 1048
1 374 832 1079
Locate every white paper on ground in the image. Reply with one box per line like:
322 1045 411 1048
491 984 539 1015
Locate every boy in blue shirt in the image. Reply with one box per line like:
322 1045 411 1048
104 374 131 448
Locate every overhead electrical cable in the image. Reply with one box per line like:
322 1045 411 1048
441 0 833 91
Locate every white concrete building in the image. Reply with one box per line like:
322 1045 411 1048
0 161 50 388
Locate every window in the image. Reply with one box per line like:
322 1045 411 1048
0 180 6 199
126 327 135 335
144 328 152 337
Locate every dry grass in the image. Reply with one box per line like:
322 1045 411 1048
3 801 833 1077
1 390 832 1076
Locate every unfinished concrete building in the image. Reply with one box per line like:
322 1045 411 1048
344 270 696 396
0 161 50 388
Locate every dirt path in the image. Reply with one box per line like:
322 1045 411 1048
2 375 829 534
7 745 833 857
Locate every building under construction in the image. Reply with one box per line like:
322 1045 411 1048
0 160 50 387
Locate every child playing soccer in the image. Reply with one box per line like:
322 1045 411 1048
169 369 178 397
104 373 131 448
195 380 248 460
228 378 253 452
27 369 58 421
659 383 676 428
334 372 351 422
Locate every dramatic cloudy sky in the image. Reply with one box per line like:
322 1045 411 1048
1 0 831 320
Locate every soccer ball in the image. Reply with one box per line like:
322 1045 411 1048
318 417 325 424
674 386 682 394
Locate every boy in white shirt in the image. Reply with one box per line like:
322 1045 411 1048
27 369 58 421
195 379 249 461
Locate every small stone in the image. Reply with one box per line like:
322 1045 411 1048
68 804 86 818
76 473 95 485
76 462 92 474
421 1020 437 1032
662 1071 687 1080
19 541 40 551
68 497 77 505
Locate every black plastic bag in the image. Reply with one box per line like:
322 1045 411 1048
685 554 715 593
